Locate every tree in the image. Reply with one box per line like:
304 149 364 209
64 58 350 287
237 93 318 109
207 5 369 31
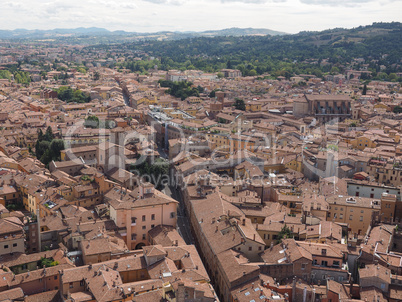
393 106 402 114
37 129 44 141
234 98 246 111
93 71 100 81
330 66 340 74
276 225 292 243
362 84 367 95
84 115 100 128
44 126 54 142
50 139 65 161
35 140 51 160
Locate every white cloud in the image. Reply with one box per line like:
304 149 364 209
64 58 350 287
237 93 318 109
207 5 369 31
300 0 378 7
141 0 188 4
220 0 286 3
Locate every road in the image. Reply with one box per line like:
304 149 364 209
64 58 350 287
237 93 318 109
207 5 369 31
163 185 194 245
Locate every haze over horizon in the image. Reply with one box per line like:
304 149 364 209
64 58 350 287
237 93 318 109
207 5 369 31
1 0 401 34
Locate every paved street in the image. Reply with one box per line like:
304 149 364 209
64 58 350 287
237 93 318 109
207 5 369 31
163 185 194 245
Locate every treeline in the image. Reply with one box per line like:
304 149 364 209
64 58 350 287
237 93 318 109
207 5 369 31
117 22 402 80
0 70 31 84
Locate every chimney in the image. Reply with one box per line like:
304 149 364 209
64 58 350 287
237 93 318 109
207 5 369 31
215 226 218 232
242 218 246 226
253 234 256 241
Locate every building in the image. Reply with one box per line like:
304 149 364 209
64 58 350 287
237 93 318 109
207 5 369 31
106 183 178 250
0 217 25 256
293 94 351 122
326 195 381 236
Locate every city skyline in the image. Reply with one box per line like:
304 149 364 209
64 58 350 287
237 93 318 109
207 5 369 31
1 0 401 34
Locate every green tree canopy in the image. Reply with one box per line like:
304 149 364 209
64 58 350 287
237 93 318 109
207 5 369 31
234 98 246 111
56 86 91 103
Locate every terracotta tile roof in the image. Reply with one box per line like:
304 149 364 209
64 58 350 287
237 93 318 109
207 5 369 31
359 264 391 284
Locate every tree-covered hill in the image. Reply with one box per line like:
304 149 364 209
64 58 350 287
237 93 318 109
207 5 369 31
118 22 401 78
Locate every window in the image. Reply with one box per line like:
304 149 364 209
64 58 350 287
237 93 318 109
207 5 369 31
80 280 85 286
131 234 136 240
131 217 136 224
151 224 155 229
69 283 73 289
170 212 176 218
142 234 146 240
151 214 155 220
248 246 252 251
142 215 146 222
258 246 262 251
4 245 8 249
13 243 17 247
339 214 343 219
142 226 146 230
349 215 353 220
54 275 58 280
360 216 363 221
301 263 307 270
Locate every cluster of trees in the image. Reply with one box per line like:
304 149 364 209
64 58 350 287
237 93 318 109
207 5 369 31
131 158 169 190
0 70 12 80
393 106 402 114
14 71 31 84
121 59 160 74
35 127 65 167
158 80 202 100
56 86 91 103
84 115 114 129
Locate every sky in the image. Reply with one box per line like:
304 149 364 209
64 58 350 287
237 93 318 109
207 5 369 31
1 0 401 34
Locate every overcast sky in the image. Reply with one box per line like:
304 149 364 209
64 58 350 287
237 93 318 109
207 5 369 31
1 0 401 33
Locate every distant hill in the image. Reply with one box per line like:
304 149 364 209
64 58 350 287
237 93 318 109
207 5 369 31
119 22 402 78
0 27 286 40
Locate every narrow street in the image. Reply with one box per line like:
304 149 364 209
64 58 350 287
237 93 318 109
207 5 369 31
163 184 194 245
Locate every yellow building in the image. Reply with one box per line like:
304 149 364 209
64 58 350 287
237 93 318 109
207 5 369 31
350 135 377 150
326 195 380 236
284 154 303 172
245 101 262 112
187 96 202 104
